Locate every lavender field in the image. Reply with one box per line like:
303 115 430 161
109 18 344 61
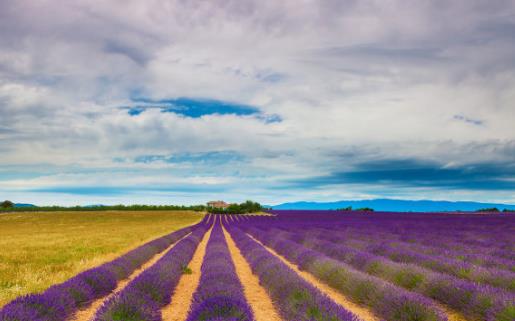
3 0 515 320
235 211 515 321
1 211 514 321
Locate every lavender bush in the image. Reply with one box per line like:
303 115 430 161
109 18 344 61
94 224 209 321
247 228 447 321
226 225 359 321
186 219 253 321
235 211 514 321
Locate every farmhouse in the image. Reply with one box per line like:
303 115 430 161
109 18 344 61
207 200 230 209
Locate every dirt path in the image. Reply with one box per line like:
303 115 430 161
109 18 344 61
246 234 378 321
437 305 469 321
222 226 282 321
161 225 213 321
69 232 192 321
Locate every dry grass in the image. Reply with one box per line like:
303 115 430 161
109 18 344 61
0 210 204 307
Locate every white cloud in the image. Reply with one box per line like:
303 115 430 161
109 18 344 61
0 0 514 204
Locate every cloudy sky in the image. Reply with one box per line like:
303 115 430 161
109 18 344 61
1 0 514 206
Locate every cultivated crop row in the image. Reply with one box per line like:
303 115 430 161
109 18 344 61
272 225 515 292
373 240 514 272
324 227 513 264
279 224 515 272
288 212 514 260
94 223 209 320
332 231 515 272
226 225 360 321
251 226 513 321
242 226 447 321
345 233 514 290
233 211 514 321
186 218 253 320
266 211 514 268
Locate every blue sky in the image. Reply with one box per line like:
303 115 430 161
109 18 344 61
0 0 514 206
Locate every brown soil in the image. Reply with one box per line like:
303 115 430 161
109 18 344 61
247 234 379 321
222 226 282 321
161 226 213 321
437 305 469 321
69 232 192 321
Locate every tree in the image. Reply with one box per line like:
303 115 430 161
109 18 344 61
206 200 263 214
356 207 374 212
0 200 14 208
476 207 499 212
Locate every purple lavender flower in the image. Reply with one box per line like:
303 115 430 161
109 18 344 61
186 220 253 321
226 225 359 321
94 224 209 321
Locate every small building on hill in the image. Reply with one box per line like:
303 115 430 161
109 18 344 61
207 200 230 209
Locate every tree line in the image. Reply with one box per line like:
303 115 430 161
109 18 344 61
476 207 514 213
206 200 264 214
336 206 375 212
0 200 265 214
0 201 206 212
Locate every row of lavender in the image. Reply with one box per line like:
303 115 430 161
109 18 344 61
0 217 210 321
225 224 360 321
289 226 515 291
240 227 447 321
185 218 253 320
301 222 514 271
266 211 514 271
250 225 514 321
94 215 361 321
272 211 514 261
233 211 514 321
94 223 210 320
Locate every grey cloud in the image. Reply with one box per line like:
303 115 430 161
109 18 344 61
453 114 484 126
103 40 153 66
321 45 446 62
287 158 515 191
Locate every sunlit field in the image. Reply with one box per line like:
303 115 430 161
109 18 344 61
0 210 204 306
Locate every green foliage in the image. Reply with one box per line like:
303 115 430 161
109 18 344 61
0 200 14 208
0 203 206 212
336 206 374 212
393 269 425 290
476 207 500 212
181 265 192 275
392 303 441 321
495 305 515 321
206 200 263 214
356 207 374 212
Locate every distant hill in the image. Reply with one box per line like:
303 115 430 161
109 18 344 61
271 199 515 212
14 203 36 208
